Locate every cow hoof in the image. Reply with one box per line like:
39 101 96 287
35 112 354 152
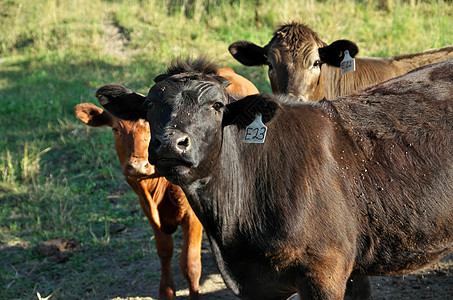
158 286 175 300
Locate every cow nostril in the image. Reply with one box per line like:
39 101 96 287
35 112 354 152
176 137 190 151
178 138 189 147
151 138 161 148
152 132 190 154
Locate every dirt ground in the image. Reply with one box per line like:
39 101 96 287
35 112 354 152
107 229 453 300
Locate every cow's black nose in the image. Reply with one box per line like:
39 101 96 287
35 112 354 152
151 131 191 155
175 135 191 153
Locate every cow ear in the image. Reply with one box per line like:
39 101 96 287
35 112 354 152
96 84 147 121
229 41 268 66
318 40 359 67
154 74 169 83
75 103 113 127
213 74 231 90
223 94 279 128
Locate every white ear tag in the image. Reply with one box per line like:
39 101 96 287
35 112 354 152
243 114 267 144
340 50 356 75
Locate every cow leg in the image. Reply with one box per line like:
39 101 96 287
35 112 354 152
296 274 347 300
296 257 351 300
153 228 176 300
179 216 203 300
344 276 372 300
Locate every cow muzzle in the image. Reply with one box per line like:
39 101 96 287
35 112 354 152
149 129 193 167
148 129 194 180
152 130 191 153
123 157 155 179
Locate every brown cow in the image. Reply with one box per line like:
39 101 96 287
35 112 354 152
75 66 258 300
229 22 453 100
96 57 453 300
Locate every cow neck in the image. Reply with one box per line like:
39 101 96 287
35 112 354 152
182 101 362 296
195 103 336 246
183 125 261 296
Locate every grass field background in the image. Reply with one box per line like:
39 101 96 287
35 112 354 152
1 0 452 299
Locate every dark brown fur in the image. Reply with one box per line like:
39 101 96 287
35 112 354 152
98 58 453 300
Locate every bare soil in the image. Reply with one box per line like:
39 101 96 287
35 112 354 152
9 222 451 300
107 227 453 300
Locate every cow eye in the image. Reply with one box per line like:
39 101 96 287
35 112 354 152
145 100 154 108
313 60 322 67
212 102 224 111
112 127 119 134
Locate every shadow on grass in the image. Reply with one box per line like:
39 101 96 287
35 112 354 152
0 54 265 300
0 229 236 300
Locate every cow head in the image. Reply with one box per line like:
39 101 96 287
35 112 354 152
229 22 358 100
75 102 155 179
96 58 278 185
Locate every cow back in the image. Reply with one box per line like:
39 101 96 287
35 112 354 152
217 66 259 97
321 58 403 99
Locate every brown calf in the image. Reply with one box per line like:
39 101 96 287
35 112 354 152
229 22 453 100
75 66 258 299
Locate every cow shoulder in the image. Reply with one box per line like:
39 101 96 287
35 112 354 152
217 67 260 97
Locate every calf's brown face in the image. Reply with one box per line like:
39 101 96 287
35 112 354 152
266 35 325 100
229 23 358 100
112 118 154 179
74 103 154 179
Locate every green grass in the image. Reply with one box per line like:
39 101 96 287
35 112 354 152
0 0 452 299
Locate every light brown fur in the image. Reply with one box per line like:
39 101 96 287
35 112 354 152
322 47 453 99
229 22 453 101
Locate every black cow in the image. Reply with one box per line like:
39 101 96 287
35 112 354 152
96 57 453 300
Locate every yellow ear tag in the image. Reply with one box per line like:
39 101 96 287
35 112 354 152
243 114 267 144
340 50 356 75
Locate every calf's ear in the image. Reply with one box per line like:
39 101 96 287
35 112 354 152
75 103 113 127
223 94 279 128
318 40 359 67
229 41 268 66
96 84 147 121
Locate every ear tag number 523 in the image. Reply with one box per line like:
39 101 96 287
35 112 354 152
244 114 267 144
340 50 356 75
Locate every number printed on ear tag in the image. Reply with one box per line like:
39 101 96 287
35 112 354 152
243 114 267 144
340 50 356 75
